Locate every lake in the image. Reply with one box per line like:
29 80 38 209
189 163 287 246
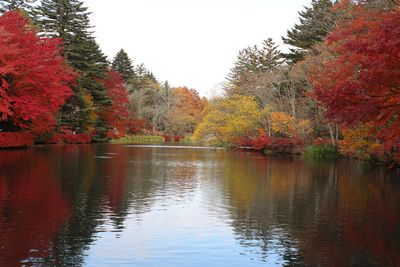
0 144 399 266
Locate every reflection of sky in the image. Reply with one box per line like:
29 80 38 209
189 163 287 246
85 179 289 266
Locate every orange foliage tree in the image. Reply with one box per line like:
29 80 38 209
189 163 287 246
166 87 206 135
339 123 382 159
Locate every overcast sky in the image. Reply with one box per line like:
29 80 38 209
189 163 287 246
84 0 311 97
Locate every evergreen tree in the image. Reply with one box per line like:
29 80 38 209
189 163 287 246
135 64 158 83
112 49 135 82
145 71 158 83
282 0 337 63
228 38 283 85
36 0 91 39
227 46 257 83
258 38 284 71
35 0 111 137
126 63 159 93
0 0 36 13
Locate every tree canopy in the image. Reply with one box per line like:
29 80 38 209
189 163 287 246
0 11 74 134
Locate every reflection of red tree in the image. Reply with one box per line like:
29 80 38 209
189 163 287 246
0 150 70 266
104 146 128 213
339 177 400 265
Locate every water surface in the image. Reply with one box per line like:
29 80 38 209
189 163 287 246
0 144 399 266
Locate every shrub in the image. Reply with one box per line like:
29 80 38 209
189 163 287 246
46 127 92 144
234 137 253 147
234 133 304 152
127 119 149 135
0 132 33 148
162 134 172 142
174 135 183 142
252 134 270 150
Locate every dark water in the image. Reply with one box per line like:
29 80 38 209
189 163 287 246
0 145 399 267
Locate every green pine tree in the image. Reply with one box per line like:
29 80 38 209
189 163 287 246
112 49 135 82
35 0 111 138
227 38 283 86
127 63 159 93
0 0 36 13
282 0 337 63
258 38 284 71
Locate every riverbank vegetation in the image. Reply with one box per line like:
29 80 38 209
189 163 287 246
0 0 399 167
194 0 400 167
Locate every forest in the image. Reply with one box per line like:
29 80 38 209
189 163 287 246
0 0 399 167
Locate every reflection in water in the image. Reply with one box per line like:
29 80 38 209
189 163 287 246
0 149 70 266
0 145 399 266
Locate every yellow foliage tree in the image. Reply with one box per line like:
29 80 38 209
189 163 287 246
81 92 98 133
269 111 311 137
193 95 261 144
339 123 382 159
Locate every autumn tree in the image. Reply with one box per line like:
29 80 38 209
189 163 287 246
339 123 382 159
0 11 74 134
269 112 312 138
102 71 130 138
193 95 261 144
356 0 399 10
166 87 206 135
309 2 400 163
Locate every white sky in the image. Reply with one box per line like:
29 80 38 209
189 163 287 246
84 0 311 97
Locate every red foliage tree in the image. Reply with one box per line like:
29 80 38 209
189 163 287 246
0 11 75 135
127 117 149 134
309 3 400 164
102 70 130 138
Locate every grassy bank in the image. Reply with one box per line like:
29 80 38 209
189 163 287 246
110 135 198 145
304 144 338 159
110 135 165 144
